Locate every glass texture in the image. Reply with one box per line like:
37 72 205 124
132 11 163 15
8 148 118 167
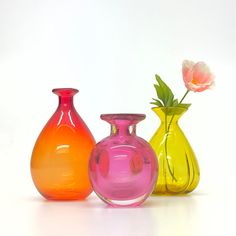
89 114 158 207
31 88 95 200
150 107 200 194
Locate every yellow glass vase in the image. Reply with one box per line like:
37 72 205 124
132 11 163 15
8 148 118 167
150 107 200 194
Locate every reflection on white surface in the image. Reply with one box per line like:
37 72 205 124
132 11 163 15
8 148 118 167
26 194 201 236
1 191 236 236
148 195 200 236
31 194 156 236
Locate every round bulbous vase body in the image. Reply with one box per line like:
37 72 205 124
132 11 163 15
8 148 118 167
150 107 200 195
89 114 158 207
31 88 95 200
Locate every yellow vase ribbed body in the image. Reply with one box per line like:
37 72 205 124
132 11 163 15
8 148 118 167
150 107 200 194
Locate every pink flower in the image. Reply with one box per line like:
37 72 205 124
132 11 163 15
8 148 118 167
182 60 214 92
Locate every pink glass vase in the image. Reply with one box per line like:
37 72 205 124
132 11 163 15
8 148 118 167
89 114 158 207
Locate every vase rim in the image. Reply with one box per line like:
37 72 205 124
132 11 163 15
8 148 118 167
101 113 146 122
151 106 188 111
52 88 79 97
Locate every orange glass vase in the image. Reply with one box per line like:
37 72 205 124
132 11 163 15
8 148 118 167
31 88 95 200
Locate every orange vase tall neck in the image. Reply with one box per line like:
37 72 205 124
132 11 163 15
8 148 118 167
31 88 95 200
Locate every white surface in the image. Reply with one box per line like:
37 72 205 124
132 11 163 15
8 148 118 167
0 0 236 235
1 192 235 236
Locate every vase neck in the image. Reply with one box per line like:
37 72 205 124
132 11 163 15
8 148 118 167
110 123 136 136
101 114 145 137
152 107 188 129
52 88 78 110
58 96 75 109
162 115 180 126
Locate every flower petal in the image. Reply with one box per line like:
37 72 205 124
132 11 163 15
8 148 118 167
192 62 214 84
182 60 214 92
182 60 195 83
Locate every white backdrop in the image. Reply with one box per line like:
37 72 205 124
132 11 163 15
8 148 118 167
0 0 235 235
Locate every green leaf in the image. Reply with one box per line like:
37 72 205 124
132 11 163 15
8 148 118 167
172 99 179 106
151 98 163 107
155 75 174 103
154 84 165 102
153 74 175 107
178 103 191 109
166 93 174 106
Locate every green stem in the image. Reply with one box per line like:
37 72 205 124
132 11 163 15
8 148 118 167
164 111 177 182
179 90 190 104
165 90 190 182
167 90 190 132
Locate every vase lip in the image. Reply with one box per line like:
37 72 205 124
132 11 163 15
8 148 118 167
151 106 188 111
100 113 146 123
52 88 79 97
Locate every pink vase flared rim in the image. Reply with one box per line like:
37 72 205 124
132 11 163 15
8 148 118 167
100 113 146 123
